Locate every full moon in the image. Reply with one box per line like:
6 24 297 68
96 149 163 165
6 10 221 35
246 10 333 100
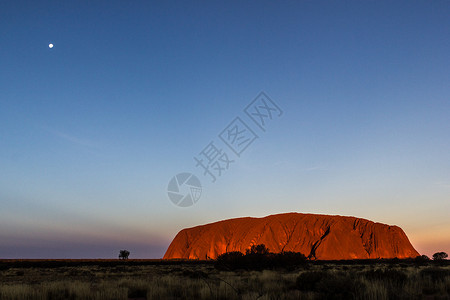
49 44 54 48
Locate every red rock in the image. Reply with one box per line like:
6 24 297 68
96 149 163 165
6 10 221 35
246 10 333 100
163 213 420 260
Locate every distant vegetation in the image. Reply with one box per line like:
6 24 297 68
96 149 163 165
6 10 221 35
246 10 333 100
214 245 450 272
433 251 448 261
118 250 130 260
215 244 307 270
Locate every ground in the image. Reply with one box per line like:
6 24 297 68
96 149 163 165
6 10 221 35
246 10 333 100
0 259 449 299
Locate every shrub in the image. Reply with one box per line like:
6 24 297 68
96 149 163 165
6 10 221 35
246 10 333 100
215 251 245 271
277 251 307 264
432 252 448 261
296 270 362 299
316 272 361 299
362 269 408 285
245 244 270 255
215 246 307 271
119 250 130 260
296 271 325 291
414 255 430 264
217 251 244 261
420 267 450 282
128 287 147 298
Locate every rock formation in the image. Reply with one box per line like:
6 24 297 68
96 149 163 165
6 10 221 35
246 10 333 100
163 213 419 260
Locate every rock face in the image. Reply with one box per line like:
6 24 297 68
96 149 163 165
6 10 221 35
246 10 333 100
163 213 420 260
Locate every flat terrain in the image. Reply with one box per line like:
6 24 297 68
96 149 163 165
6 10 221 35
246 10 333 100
0 259 449 299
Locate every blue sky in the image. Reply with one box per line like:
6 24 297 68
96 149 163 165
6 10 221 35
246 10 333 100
1 1 449 258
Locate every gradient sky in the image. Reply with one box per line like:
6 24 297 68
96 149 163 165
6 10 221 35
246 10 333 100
1 1 449 259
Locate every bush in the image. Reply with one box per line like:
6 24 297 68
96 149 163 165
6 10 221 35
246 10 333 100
214 245 306 270
420 267 450 282
277 251 307 264
316 272 361 299
296 270 362 299
128 287 147 298
414 255 430 264
296 271 325 291
432 252 448 261
362 269 408 285
215 251 245 270
119 250 130 260
245 244 270 255
217 251 244 261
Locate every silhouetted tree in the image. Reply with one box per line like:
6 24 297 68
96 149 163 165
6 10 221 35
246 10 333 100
119 249 130 260
246 244 270 255
215 246 307 271
217 251 244 261
419 254 430 260
277 251 307 265
432 252 448 260
414 254 430 264
215 251 245 270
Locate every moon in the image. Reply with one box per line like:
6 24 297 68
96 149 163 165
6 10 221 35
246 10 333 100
49 44 54 48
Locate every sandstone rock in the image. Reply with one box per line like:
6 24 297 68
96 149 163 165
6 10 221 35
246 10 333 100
163 213 419 260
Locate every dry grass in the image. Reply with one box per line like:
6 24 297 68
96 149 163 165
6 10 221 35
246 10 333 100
0 260 449 299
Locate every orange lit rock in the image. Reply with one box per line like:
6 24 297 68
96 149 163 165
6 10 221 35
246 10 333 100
163 213 420 260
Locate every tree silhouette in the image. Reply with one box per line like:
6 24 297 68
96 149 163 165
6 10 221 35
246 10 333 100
119 249 130 260
432 252 448 260
414 254 430 263
215 245 306 270
246 244 270 255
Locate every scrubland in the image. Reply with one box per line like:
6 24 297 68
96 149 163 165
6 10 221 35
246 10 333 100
0 259 449 299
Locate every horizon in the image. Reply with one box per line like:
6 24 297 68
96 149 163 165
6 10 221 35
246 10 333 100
1 1 449 259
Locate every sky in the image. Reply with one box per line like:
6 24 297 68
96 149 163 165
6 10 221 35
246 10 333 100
0 1 449 259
